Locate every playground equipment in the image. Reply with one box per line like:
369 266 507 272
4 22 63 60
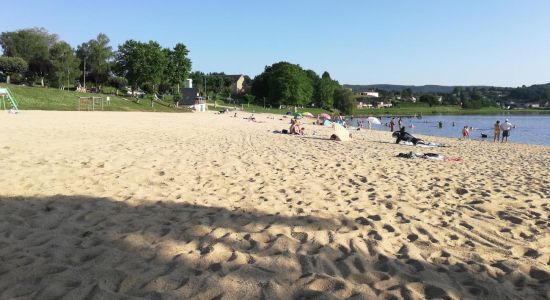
0 88 19 112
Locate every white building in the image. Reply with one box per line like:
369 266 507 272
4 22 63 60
359 91 379 98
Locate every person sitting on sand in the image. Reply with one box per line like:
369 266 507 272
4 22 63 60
289 119 304 135
393 127 425 145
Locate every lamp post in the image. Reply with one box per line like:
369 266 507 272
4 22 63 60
203 75 207 100
83 56 87 90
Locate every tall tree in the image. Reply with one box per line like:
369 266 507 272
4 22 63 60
0 56 28 83
167 43 192 92
334 88 356 115
316 71 339 108
49 41 81 89
0 27 58 86
251 62 313 107
267 63 313 106
77 33 112 87
114 40 168 92
0 27 57 62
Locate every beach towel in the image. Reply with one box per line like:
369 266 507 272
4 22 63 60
396 152 461 163
398 141 447 148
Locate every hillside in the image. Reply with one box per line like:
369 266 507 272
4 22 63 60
0 84 186 112
343 84 491 94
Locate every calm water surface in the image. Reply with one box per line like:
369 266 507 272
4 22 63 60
350 114 550 146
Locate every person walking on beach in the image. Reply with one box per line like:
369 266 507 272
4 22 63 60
500 119 513 143
390 118 395 132
398 117 403 130
493 120 501 142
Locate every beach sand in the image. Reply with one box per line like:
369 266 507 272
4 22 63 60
0 111 548 299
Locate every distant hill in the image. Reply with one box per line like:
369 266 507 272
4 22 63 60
343 84 491 94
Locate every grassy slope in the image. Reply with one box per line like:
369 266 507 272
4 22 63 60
2 84 545 115
0 84 186 113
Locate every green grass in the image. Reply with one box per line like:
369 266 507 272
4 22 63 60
2 84 547 116
0 84 188 113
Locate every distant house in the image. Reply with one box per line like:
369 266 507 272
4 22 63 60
229 75 246 94
359 91 379 98
357 101 373 108
524 103 540 108
177 88 207 112
376 101 392 108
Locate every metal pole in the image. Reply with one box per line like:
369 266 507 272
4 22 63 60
83 57 87 90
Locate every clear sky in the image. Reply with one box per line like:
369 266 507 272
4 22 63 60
3 0 550 86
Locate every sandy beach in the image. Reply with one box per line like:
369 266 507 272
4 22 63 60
0 110 548 299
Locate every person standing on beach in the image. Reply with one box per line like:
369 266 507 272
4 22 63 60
390 118 395 131
493 120 501 142
462 126 470 139
500 119 513 143
398 118 403 130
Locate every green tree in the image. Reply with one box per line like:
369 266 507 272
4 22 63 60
334 88 355 115
108 76 128 95
251 62 313 107
28 57 54 87
167 43 192 93
401 88 412 99
0 56 28 83
0 27 58 86
267 63 313 106
316 71 340 108
189 71 205 93
114 40 168 92
77 33 112 87
49 41 81 89
0 27 57 62
419 94 439 106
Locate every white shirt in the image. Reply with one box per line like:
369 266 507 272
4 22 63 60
500 121 512 131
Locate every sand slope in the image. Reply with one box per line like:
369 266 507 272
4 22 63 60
0 111 548 299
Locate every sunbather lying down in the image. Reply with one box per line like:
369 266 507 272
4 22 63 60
392 129 447 147
392 129 424 145
396 151 461 162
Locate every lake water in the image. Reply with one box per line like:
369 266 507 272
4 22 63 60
350 114 550 146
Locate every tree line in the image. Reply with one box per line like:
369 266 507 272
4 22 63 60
0 27 191 95
0 28 358 113
250 62 355 114
368 84 550 109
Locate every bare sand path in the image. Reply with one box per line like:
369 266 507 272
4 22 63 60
0 111 548 299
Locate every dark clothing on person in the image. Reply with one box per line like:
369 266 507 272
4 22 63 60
393 130 423 145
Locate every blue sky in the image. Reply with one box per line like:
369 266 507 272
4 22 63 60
3 0 550 86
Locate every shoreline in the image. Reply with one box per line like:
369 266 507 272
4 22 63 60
9 109 550 147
